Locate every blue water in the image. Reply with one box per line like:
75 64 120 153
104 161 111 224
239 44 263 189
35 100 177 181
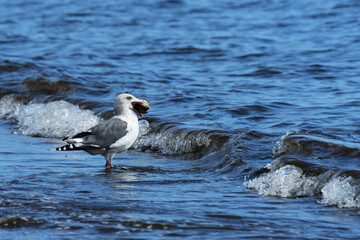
1 0 360 239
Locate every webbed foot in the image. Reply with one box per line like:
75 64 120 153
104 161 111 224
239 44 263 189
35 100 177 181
105 161 114 168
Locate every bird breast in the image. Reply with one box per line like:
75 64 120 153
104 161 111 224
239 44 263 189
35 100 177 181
108 117 139 152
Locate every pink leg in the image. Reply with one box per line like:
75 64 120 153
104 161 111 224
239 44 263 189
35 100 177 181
105 160 113 168
105 153 115 168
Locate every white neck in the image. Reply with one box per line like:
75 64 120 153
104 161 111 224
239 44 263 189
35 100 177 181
115 108 138 122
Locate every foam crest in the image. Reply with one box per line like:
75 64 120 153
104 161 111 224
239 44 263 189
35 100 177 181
320 177 360 208
0 95 100 138
17 101 100 138
245 165 317 198
245 165 360 208
272 130 295 157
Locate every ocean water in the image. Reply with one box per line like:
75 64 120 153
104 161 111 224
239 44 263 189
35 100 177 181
1 0 360 239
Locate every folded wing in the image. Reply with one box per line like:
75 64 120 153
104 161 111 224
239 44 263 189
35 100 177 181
57 118 128 151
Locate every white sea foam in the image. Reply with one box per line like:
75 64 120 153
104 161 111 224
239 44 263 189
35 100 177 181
245 165 360 208
245 165 317 198
0 95 24 119
17 101 100 138
320 177 360 208
138 119 151 137
0 95 100 138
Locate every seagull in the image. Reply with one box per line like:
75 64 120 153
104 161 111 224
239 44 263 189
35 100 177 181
56 93 150 168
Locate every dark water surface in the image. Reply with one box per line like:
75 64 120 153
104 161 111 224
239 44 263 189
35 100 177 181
1 0 360 239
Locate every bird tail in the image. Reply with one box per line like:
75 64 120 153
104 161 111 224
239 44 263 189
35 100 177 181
56 143 79 151
56 143 100 151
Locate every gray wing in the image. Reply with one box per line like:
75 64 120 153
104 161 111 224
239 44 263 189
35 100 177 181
82 118 128 149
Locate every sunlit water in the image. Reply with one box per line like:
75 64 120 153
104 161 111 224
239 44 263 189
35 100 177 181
1 0 360 239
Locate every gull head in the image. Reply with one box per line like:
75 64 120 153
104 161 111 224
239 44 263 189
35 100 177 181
114 93 150 117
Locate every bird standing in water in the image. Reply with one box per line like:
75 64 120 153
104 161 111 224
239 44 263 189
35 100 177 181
56 93 150 168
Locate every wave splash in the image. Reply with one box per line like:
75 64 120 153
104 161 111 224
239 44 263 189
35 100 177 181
0 94 100 138
320 176 360 208
245 130 360 209
245 165 317 198
245 164 360 209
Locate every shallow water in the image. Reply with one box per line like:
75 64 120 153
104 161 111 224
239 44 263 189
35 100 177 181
1 0 360 239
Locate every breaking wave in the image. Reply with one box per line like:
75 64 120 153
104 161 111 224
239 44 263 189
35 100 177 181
272 130 360 158
245 130 360 209
133 121 216 155
133 120 243 172
0 94 100 138
245 163 360 209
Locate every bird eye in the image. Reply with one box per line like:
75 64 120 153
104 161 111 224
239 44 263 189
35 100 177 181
127 96 132 100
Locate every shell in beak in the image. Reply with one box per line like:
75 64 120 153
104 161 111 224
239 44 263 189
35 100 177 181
132 100 150 117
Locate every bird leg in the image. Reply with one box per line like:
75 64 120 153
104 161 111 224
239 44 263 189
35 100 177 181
105 160 113 168
105 153 115 168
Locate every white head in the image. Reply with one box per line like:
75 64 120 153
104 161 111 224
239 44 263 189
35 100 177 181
114 93 150 117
